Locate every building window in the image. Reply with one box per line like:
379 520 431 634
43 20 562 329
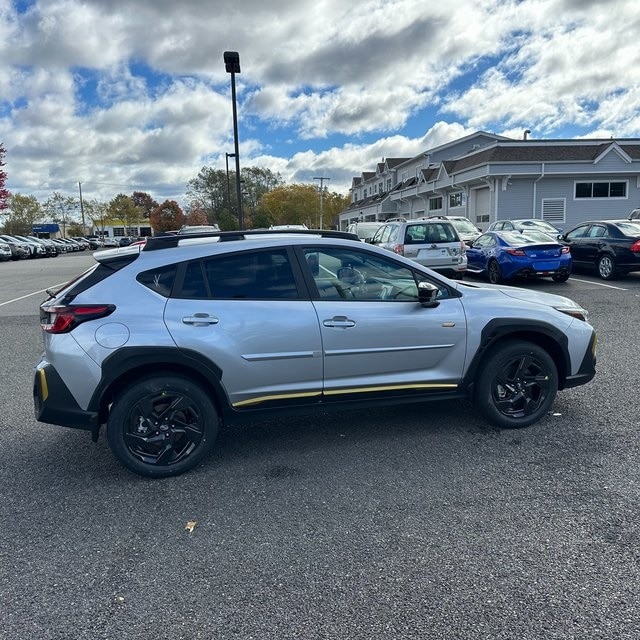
428 196 443 211
386 179 392 192
575 181 627 199
449 192 464 208
113 227 125 237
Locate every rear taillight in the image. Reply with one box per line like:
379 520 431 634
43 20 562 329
40 304 115 334
631 240 640 252
391 243 405 255
561 246 570 254
505 248 526 256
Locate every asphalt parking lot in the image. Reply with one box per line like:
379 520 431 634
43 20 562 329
0 252 638 639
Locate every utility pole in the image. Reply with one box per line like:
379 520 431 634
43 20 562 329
78 181 86 234
313 176 330 229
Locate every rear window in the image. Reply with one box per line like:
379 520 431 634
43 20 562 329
405 223 458 244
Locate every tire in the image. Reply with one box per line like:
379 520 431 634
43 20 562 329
107 375 219 478
474 340 558 429
551 272 570 282
597 254 617 280
487 259 503 284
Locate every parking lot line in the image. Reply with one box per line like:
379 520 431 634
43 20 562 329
569 277 628 291
0 282 67 307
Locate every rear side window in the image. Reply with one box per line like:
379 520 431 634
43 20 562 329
174 249 299 300
137 264 177 297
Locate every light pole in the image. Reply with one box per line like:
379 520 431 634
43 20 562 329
314 176 330 229
224 51 243 230
225 152 235 220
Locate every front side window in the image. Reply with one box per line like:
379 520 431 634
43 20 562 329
303 246 449 302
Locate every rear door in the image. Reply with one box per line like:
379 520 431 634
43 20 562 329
163 247 324 410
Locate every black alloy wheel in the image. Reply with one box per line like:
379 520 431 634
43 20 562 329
474 340 558 429
488 259 503 284
107 375 218 477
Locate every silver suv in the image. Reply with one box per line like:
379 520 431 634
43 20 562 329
33 229 596 477
371 218 467 278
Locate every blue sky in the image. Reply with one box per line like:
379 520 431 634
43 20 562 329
2 0 640 205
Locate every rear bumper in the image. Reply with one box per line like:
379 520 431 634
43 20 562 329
33 362 98 432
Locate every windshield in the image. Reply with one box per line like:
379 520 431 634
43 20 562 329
452 219 478 234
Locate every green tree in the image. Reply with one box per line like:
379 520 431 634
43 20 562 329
44 192 78 237
319 190 351 229
83 198 109 236
186 167 229 225
150 200 185 234
3 193 42 234
108 193 143 235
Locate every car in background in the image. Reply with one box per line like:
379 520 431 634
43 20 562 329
100 237 119 247
428 215 482 246
72 237 92 250
49 238 70 253
268 224 308 231
370 217 467 278
26 235 59 257
0 234 31 260
346 221 385 242
628 208 640 220
560 219 640 280
0 241 12 261
11 234 48 258
33 228 596 477
466 230 572 284
85 236 104 249
488 219 564 239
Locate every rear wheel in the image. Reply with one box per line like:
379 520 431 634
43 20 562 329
107 375 219 478
597 254 617 280
487 259 503 284
474 340 558 429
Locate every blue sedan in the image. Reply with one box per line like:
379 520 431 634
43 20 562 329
466 230 572 283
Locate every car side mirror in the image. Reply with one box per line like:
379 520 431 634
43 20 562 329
418 281 440 308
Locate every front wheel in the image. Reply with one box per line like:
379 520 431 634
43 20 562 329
474 340 558 429
597 254 617 280
107 375 219 478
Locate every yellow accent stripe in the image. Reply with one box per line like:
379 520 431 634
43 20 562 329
233 391 322 408
232 382 458 408
324 383 458 396
38 368 49 401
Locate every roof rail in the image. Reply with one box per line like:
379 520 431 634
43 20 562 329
143 228 359 251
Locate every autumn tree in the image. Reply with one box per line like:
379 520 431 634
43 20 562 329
259 184 322 228
150 200 185 234
184 200 209 225
108 194 143 235
318 189 351 229
44 192 79 237
131 191 159 219
0 143 9 214
3 193 42 234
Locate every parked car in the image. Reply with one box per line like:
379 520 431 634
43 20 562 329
466 230 572 283
560 219 640 279
177 225 221 234
427 215 482 246
11 234 48 258
488 219 564 239
346 221 386 243
268 224 308 231
34 228 596 478
27 236 60 257
0 241 12 261
85 236 104 249
101 237 120 247
49 238 70 253
628 208 640 220
72 237 92 250
0 234 30 260
370 218 467 278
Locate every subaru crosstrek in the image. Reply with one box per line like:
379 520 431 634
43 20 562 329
33 229 597 478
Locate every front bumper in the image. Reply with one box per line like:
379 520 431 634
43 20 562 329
33 362 99 432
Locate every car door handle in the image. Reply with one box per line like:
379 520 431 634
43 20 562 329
323 316 356 328
182 313 219 325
